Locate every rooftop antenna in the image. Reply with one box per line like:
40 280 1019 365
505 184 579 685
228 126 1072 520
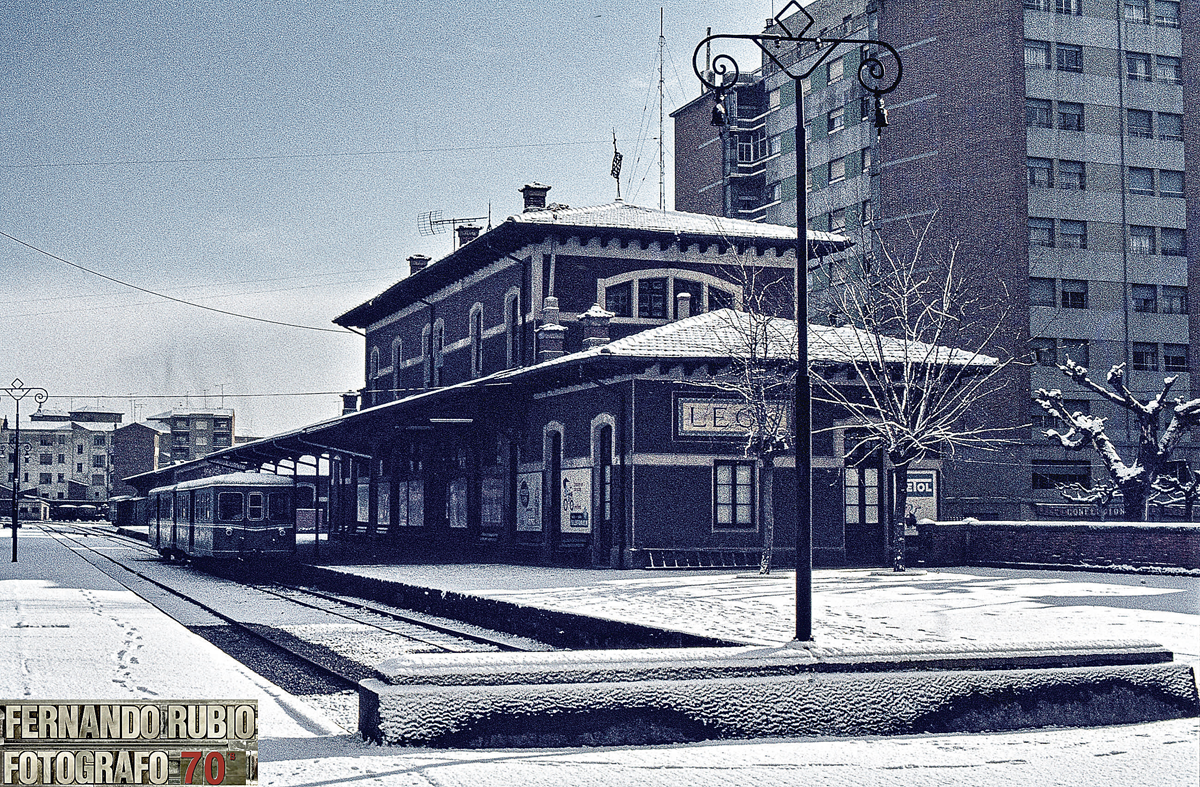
416 210 488 251
658 7 666 211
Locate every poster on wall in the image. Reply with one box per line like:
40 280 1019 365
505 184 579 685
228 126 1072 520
356 481 369 524
376 484 389 527
516 473 542 532
899 469 938 522
482 475 504 531
396 481 409 527
448 477 468 528
408 480 424 528
560 468 592 534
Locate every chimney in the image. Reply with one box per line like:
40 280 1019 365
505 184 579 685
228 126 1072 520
536 296 566 362
341 392 359 415
520 182 551 212
408 254 431 275
579 303 615 348
675 291 692 320
455 224 481 246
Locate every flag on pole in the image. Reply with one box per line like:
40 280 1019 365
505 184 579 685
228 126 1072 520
611 131 623 200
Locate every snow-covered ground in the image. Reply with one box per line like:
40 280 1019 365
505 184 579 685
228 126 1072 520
3 528 1197 786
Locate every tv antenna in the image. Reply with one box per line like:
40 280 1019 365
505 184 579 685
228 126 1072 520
416 210 489 250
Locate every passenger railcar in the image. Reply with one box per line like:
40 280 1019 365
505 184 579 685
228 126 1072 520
148 472 296 560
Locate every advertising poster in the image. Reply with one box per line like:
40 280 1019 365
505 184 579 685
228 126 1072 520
447 478 468 529
516 473 542 532
560 468 592 534
481 475 504 532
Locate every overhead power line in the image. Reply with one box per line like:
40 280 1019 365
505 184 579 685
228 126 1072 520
0 139 611 171
0 231 363 336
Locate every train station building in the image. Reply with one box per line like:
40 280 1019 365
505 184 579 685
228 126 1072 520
123 187 986 568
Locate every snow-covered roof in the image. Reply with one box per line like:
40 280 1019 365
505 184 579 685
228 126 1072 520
507 200 844 246
146 408 234 420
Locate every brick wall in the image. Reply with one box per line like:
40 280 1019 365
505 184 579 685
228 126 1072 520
922 520 1200 571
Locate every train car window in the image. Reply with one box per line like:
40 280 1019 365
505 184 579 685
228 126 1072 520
268 492 291 522
217 492 243 521
248 492 265 521
195 491 212 521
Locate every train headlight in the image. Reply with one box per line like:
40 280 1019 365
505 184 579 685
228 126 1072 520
225 527 234 536
278 527 286 537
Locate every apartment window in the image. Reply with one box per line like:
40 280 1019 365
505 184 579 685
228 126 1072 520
1025 39 1051 69
1028 157 1053 188
829 156 846 183
828 106 844 134
1161 343 1190 374
1058 102 1083 131
1031 337 1057 365
1156 55 1181 84
1061 278 1088 307
828 57 844 84
831 208 846 233
714 461 755 529
1025 0 1051 9
1129 167 1155 195
1124 0 1150 23
1027 98 1053 128
1061 339 1089 367
1030 277 1057 306
862 199 872 224
861 147 872 174
1126 52 1152 81
1164 344 1189 373
1128 225 1155 254
1160 171 1184 198
1161 228 1186 257
1162 286 1188 314
92 455 105 468
1029 217 1054 247
638 278 668 318
1033 460 1091 490
39 473 52 485
1132 284 1157 312
606 282 631 317
768 135 782 156
769 181 782 203
1158 113 1182 141
1059 160 1085 190
1059 221 1087 250
1056 43 1082 72
1155 0 1180 26
1127 109 1153 138
39 436 53 446
1132 342 1158 371
1056 0 1082 13
39 454 52 465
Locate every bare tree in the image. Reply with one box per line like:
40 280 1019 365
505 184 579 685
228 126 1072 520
700 256 797 574
808 219 1020 571
1056 480 1120 521
1034 361 1200 521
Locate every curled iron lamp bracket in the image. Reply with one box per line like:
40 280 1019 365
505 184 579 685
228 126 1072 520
694 1 902 124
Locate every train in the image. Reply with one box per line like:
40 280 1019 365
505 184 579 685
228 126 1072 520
136 472 299 560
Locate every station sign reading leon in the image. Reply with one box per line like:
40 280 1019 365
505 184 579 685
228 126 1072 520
1 701 257 786
676 396 789 440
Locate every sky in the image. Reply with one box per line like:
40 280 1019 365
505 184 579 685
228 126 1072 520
0 1 776 437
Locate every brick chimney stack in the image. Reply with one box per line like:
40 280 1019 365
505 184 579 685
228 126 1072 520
579 303 616 348
455 224 481 246
341 392 359 415
520 182 551 212
408 254 431 275
675 292 692 320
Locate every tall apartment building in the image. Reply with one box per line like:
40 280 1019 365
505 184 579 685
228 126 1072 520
144 408 235 463
674 0 1195 519
2 407 122 507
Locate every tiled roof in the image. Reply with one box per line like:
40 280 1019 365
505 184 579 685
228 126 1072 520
508 200 843 245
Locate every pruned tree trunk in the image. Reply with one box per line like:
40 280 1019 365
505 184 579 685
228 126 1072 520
891 460 908 572
759 456 775 574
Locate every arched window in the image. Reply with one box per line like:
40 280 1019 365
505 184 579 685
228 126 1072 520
505 289 522 368
391 338 403 400
421 324 432 388
470 303 484 378
369 346 380 379
432 318 445 387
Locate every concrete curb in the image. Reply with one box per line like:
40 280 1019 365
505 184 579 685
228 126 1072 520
359 640 1200 747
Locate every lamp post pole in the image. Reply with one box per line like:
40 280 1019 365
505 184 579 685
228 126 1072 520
695 5 900 642
4 379 49 562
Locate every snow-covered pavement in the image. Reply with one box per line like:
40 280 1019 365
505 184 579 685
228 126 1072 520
2 527 1197 786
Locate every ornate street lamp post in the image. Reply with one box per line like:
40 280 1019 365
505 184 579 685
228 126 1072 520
4 379 49 562
694 3 900 641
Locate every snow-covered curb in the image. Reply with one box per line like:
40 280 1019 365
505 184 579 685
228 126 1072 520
359 640 1199 747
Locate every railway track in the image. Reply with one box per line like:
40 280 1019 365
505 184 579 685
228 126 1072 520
41 522 550 731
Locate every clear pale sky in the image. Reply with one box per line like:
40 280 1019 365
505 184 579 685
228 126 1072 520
1 1 774 437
